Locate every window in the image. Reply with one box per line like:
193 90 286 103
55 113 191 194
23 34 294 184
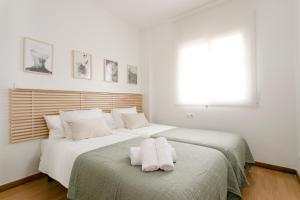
176 0 256 106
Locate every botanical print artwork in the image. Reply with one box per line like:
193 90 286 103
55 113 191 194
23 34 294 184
104 59 118 83
23 38 53 75
73 50 92 80
127 65 137 85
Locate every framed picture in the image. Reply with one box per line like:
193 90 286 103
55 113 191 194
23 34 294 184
23 37 53 75
127 65 137 85
104 59 118 83
73 50 92 80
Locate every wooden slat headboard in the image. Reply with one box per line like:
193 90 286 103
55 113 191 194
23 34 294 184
10 88 143 143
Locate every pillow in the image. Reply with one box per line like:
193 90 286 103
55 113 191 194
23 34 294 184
111 107 137 128
44 115 63 131
60 108 103 138
103 113 117 130
69 118 111 141
122 113 150 129
44 115 65 138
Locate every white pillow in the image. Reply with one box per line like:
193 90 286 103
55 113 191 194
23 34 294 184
103 113 117 130
44 115 65 138
111 107 137 128
122 113 150 129
44 115 63 130
60 108 104 138
70 118 111 141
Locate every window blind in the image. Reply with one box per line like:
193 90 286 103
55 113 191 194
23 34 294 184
176 0 256 106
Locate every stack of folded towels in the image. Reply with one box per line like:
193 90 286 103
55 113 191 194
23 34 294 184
130 137 176 172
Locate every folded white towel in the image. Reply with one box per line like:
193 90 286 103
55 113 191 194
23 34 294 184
155 137 174 171
130 147 141 166
141 138 159 172
130 146 177 166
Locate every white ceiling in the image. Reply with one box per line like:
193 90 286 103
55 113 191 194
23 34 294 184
96 0 218 29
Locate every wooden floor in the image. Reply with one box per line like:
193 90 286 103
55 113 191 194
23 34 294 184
0 166 299 200
242 166 300 200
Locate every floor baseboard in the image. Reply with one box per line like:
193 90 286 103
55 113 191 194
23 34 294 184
254 161 297 174
254 162 300 184
0 173 44 192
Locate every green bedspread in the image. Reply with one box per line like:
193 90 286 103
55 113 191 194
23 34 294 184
152 128 255 188
68 138 241 200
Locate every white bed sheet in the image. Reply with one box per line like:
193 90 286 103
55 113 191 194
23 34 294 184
39 132 138 188
117 123 176 138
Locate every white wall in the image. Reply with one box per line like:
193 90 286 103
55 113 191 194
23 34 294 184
1 0 299 186
142 0 298 169
293 0 300 174
0 0 142 185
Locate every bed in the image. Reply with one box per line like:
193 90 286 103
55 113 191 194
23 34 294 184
39 131 241 200
118 123 254 188
12 89 246 200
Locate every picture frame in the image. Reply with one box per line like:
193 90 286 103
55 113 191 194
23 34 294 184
104 59 118 83
127 65 138 85
23 37 53 75
72 50 92 80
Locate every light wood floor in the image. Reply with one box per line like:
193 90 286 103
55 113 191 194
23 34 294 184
0 166 299 200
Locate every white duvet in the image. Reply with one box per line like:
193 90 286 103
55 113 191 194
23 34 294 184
39 132 138 188
118 123 176 138
39 124 174 188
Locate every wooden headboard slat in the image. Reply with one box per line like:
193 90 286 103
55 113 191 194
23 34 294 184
10 88 143 143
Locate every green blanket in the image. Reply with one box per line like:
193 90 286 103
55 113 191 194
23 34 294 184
68 138 241 200
152 128 255 188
